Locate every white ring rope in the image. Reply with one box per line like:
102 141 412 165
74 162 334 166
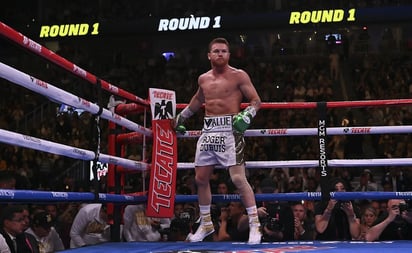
0 61 152 137
180 125 412 138
0 128 149 171
178 158 412 170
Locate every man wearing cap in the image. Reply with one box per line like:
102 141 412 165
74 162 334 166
25 211 64 253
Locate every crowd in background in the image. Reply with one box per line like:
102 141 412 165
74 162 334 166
1 48 411 193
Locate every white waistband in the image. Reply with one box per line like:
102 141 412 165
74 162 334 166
203 115 233 132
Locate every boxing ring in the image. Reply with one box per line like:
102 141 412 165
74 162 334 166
2 21 412 252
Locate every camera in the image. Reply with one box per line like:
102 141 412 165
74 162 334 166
336 201 350 209
167 208 195 240
179 211 191 220
263 203 284 232
399 202 408 212
178 207 196 224
266 217 284 231
392 202 410 213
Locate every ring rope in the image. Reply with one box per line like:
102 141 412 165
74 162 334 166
178 158 412 170
0 189 147 203
0 189 410 203
0 61 152 137
179 125 412 138
0 128 148 171
177 99 412 110
254 99 412 109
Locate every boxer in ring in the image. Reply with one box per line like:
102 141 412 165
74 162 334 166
173 37 262 244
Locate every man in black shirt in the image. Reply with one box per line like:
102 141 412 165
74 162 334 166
292 202 315 240
365 199 412 241
216 202 249 242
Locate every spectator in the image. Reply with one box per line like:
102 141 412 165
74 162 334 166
212 181 232 217
291 202 316 240
172 203 184 220
354 169 379 192
328 134 345 159
69 203 110 248
329 48 340 81
381 167 410 192
122 204 170 242
215 202 249 242
365 199 412 241
0 234 9 253
256 177 277 194
168 204 197 242
305 176 320 193
20 206 31 232
56 203 79 249
173 203 197 241
269 168 289 193
357 205 378 240
342 112 364 160
25 211 65 252
0 205 39 253
44 204 58 225
0 171 16 189
293 81 306 102
314 178 361 240
216 181 231 195
337 168 354 192
168 214 192 242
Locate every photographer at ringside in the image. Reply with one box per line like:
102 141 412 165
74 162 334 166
256 178 294 242
167 206 197 241
258 200 294 242
314 178 361 240
365 199 412 241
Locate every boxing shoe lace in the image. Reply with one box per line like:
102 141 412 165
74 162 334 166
248 221 262 244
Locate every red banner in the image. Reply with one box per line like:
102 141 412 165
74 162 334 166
146 119 177 217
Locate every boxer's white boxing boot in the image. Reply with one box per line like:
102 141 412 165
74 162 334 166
248 221 262 244
188 214 215 242
246 206 262 244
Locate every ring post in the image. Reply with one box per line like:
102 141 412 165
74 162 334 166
317 101 330 201
146 88 177 218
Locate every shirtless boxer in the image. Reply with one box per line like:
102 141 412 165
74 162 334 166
173 37 262 244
